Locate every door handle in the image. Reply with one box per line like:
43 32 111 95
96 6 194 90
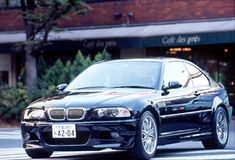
192 99 200 104
194 91 200 96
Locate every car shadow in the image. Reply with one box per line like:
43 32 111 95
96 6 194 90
155 147 235 158
47 148 207 160
156 148 204 154
50 150 129 160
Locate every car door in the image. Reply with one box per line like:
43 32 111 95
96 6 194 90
184 62 215 125
159 61 203 135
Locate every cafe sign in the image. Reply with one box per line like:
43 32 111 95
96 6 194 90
162 35 201 46
83 40 117 48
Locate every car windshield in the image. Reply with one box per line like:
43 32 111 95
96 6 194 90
65 61 162 91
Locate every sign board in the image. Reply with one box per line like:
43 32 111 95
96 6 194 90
161 35 201 46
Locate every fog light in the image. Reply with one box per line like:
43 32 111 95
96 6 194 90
24 132 30 141
111 132 119 138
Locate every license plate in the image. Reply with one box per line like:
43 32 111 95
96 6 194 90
52 124 76 138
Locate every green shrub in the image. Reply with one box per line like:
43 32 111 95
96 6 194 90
0 83 30 121
0 50 110 121
33 49 110 99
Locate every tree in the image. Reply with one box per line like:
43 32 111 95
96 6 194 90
19 0 90 91
34 50 110 99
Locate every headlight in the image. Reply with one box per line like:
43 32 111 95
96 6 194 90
92 107 131 119
23 108 46 120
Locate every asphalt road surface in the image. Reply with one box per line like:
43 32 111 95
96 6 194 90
0 120 234 160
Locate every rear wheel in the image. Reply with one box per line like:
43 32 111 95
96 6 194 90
202 107 229 149
129 111 158 160
25 149 53 158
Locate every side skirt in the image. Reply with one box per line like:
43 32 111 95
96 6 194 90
158 129 212 146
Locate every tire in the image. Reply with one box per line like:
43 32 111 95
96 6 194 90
25 149 53 158
129 111 158 160
202 107 229 149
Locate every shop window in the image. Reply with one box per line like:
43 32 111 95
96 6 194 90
0 0 7 7
0 0 20 8
9 0 19 7
0 71 8 85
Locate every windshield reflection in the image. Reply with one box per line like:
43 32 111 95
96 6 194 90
65 61 161 91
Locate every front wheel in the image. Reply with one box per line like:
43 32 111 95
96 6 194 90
129 111 158 160
202 107 229 149
25 149 53 158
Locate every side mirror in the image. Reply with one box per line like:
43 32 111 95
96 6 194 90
56 83 68 92
167 81 182 89
162 81 182 95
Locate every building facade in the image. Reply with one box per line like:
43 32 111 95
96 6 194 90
0 0 235 103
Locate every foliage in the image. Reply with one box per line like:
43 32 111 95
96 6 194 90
0 50 110 121
17 0 90 90
33 49 110 99
19 0 90 45
0 83 30 121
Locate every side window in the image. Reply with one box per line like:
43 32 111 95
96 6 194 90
184 63 210 87
163 62 193 88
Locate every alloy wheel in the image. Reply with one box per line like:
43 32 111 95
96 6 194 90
216 110 228 144
141 115 157 155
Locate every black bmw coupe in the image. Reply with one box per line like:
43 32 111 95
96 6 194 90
21 58 233 159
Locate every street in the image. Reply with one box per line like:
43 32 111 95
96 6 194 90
0 120 234 160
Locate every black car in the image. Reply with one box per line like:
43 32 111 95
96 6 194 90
21 58 233 160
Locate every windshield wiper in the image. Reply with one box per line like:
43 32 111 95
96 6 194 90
113 85 155 89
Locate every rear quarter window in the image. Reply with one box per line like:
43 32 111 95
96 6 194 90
184 63 210 88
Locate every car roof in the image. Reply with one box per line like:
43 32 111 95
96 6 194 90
104 57 191 64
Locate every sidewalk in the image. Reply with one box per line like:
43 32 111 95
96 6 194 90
0 119 19 128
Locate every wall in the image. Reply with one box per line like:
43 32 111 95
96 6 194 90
0 0 234 31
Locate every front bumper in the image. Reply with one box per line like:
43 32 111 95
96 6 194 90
21 119 137 151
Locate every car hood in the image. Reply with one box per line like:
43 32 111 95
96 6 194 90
28 88 157 109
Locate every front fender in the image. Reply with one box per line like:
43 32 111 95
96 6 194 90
129 99 161 128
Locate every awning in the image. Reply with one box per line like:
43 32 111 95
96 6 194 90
50 18 235 40
0 18 234 51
